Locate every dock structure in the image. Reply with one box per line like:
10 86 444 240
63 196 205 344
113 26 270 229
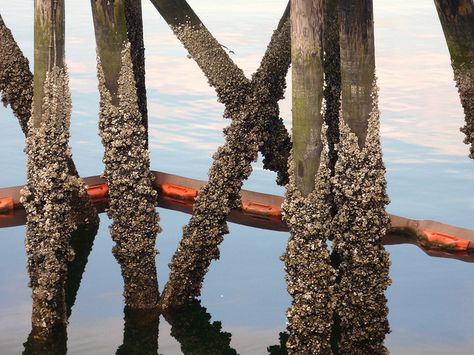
0 0 472 350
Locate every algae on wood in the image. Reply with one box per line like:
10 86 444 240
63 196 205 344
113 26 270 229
434 0 474 159
281 1 336 353
291 0 325 196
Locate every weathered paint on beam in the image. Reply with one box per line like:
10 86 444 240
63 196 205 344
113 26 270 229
338 0 375 148
291 0 325 196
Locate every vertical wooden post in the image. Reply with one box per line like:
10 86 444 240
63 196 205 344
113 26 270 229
331 1 391 353
282 1 335 353
91 0 160 309
338 0 375 148
434 0 474 159
32 0 65 129
291 0 325 197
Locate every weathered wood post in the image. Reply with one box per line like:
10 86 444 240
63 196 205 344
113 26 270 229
434 0 474 159
330 1 391 353
281 1 336 353
91 0 161 309
150 0 292 185
21 0 81 336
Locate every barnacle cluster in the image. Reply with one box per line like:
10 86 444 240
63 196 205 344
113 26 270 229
281 150 336 354
21 66 83 333
0 14 33 135
97 43 160 309
161 20 292 309
331 82 391 354
171 19 291 185
454 65 474 159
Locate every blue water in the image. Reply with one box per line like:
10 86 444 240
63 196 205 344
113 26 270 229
1 0 473 354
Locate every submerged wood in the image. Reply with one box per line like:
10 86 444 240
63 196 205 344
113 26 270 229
434 0 474 159
160 13 291 310
150 0 292 185
282 1 335 353
0 14 33 135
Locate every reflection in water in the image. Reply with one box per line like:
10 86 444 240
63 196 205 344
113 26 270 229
22 224 98 354
116 307 159 355
163 300 238 355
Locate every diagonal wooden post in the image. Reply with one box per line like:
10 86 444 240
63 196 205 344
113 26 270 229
159 6 292 310
150 0 292 184
0 14 33 135
434 0 474 159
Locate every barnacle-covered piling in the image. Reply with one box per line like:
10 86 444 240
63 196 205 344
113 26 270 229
434 0 474 159
160 16 291 310
96 44 160 309
0 14 33 135
281 1 336 353
150 0 292 184
282 151 336 354
331 83 391 354
21 66 82 334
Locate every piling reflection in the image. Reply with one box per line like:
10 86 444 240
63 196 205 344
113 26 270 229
116 307 160 355
163 300 238 355
22 224 98 355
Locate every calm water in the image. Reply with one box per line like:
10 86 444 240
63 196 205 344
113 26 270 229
1 1 474 354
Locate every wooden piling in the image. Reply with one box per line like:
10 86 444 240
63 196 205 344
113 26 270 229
291 0 325 196
91 0 161 309
32 0 65 129
338 0 375 148
434 0 474 159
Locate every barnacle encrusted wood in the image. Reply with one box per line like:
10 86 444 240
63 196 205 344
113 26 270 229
0 14 33 135
282 150 336 354
160 20 291 309
331 83 391 354
434 0 474 159
97 43 160 309
21 67 82 333
151 0 292 184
